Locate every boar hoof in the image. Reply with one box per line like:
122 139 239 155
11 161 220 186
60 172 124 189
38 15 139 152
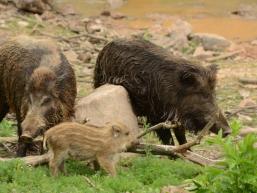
20 134 33 143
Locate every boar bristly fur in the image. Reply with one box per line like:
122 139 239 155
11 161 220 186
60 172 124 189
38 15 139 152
43 122 136 177
94 38 231 145
0 36 77 156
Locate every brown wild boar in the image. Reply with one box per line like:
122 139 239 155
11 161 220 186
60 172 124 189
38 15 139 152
43 122 136 176
0 36 76 156
94 38 231 145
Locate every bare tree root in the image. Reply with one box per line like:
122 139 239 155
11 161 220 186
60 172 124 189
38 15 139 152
0 153 50 166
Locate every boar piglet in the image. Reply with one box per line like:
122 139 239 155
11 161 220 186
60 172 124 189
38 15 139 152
43 122 136 176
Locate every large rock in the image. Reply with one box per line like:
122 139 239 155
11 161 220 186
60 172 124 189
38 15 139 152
167 19 192 49
189 33 231 51
75 84 139 135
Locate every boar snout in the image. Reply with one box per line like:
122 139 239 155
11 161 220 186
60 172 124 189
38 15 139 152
21 116 45 142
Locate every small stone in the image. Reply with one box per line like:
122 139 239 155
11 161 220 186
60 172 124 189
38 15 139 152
111 12 127 20
82 67 93 75
239 98 256 108
63 50 78 63
17 21 29 27
101 10 111 17
78 53 92 63
161 185 189 193
251 40 257 46
167 19 192 50
193 46 214 59
189 33 231 51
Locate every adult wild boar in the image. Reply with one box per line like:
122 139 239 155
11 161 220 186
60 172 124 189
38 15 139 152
94 38 231 145
0 36 76 156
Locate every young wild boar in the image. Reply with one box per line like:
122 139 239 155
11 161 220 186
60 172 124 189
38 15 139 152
43 122 136 177
0 36 76 156
94 38 231 145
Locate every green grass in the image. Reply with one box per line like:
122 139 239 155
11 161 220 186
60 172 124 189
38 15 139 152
0 156 201 193
0 119 15 137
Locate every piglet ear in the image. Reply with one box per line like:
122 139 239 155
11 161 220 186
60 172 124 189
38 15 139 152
179 70 197 86
112 125 121 138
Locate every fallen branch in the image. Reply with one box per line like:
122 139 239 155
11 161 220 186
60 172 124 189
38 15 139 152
206 50 241 62
137 122 180 139
226 105 257 118
172 119 215 152
128 143 221 166
239 78 257 85
239 127 257 137
68 33 109 43
84 176 97 188
0 136 43 144
35 31 78 44
0 153 50 166
0 136 18 144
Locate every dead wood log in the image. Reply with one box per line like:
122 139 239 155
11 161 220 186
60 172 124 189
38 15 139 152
206 50 241 62
0 153 50 166
239 127 257 137
0 136 43 144
239 78 257 85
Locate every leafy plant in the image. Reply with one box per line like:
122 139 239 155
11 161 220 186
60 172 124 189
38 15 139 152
192 120 257 193
0 119 15 137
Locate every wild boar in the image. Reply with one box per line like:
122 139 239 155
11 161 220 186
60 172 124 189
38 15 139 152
43 121 136 176
94 38 231 145
0 36 76 156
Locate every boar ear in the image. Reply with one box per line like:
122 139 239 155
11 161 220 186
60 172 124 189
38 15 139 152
112 125 121 138
208 64 218 75
207 64 218 89
179 70 197 86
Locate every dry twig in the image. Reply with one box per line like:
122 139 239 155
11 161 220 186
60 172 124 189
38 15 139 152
226 105 257 118
239 78 257 85
206 50 241 62
137 122 180 139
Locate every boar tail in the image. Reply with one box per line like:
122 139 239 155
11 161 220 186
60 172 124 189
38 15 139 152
43 134 48 151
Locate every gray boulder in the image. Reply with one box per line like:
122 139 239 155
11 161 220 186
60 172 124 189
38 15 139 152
189 33 231 51
75 84 139 135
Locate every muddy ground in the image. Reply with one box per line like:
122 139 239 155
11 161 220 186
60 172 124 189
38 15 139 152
0 1 257 160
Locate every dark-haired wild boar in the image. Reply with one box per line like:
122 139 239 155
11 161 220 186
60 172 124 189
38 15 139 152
94 38 231 145
0 36 76 156
75 84 139 136
43 121 136 176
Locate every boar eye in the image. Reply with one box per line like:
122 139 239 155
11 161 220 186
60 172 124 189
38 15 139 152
125 132 129 136
41 97 52 105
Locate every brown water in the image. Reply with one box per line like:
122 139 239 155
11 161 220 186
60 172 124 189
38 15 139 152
59 0 257 41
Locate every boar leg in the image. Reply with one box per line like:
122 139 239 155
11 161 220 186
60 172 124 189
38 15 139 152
16 118 29 157
49 158 60 177
59 160 66 175
49 150 68 176
173 126 187 145
0 100 9 122
155 128 175 145
97 154 117 176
